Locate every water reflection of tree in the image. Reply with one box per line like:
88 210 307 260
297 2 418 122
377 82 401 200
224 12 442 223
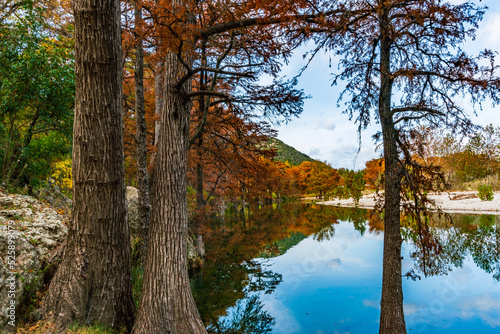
207 295 275 334
402 213 500 281
330 207 500 281
463 215 500 280
191 258 282 332
304 204 342 241
192 203 340 332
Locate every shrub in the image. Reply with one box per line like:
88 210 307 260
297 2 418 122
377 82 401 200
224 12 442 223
477 184 494 201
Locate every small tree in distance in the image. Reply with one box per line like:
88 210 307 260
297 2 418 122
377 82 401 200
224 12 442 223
314 0 500 333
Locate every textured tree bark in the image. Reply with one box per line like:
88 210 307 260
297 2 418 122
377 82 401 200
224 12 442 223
134 0 151 264
378 4 407 334
40 0 135 330
132 51 207 333
148 61 163 181
154 61 164 147
195 138 205 209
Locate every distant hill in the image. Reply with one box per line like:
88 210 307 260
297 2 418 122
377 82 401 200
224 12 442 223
265 138 314 166
259 232 308 259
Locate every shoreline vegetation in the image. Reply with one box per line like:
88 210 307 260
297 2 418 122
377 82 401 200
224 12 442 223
318 191 500 215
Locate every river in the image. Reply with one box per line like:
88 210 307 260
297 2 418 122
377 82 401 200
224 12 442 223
191 203 500 334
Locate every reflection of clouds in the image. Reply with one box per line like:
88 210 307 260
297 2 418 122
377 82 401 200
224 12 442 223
460 294 500 327
401 256 413 272
365 232 384 241
272 232 379 292
450 264 474 285
262 296 302 334
362 299 379 309
471 295 500 311
403 303 420 316
328 258 341 270
302 237 373 269
409 290 500 330
342 256 372 269
332 223 365 249
257 215 500 333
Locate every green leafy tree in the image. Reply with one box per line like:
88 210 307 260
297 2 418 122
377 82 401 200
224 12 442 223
448 125 500 182
343 170 365 204
477 184 494 201
0 3 74 189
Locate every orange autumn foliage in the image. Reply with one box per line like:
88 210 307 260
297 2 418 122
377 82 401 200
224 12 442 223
364 158 385 190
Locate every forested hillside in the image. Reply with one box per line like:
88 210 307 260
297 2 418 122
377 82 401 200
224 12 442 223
265 138 314 166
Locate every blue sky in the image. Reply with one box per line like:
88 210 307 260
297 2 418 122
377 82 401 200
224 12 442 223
255 219 500 334
273 0 500 170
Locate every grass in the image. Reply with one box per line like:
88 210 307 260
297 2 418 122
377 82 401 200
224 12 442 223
16 320 126 334
131 264 144 308
67 324 125 334
16 320 123 334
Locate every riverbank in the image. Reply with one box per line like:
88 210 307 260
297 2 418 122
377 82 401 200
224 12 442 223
320 191 500 215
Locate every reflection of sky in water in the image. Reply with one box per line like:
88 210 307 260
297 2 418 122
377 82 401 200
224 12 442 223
250 221 500 334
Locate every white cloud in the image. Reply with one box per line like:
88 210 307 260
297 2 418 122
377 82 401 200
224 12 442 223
317 119 337 131
327 143 380 170
309 147 321 156
476 6 500 51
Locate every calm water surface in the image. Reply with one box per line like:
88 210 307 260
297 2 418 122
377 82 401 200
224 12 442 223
191 203 500 334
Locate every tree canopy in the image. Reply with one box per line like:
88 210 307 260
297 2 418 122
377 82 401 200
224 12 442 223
0 3 74 189
315 1 500 333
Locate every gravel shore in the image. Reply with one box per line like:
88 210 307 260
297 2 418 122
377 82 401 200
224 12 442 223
321 191 500 215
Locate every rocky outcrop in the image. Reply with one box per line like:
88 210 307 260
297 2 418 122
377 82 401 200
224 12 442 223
0 190 68 330
126 186 139 238
0 186 206 330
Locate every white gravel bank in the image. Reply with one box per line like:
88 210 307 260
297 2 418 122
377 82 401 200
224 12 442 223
321 191 500 215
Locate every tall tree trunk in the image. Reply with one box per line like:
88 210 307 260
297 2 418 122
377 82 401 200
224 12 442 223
154 61 164 147
132 51 207 334
134 0 151 264
151 0 164 153
378 4 407 334
41 0 135 330
194 62 207 211
195 138 205 210
148 60 163 182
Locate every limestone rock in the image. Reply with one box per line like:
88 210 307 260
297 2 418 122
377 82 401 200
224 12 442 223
0 186 205 329
0 190 68 329
126 186 139 238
